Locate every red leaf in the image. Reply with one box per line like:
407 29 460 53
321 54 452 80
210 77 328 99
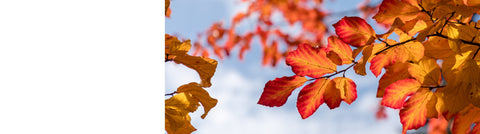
381 79 420 109
258 75 308 107
286 43 336 78
297 78 334 119
333 16 375 47
400 88 437 134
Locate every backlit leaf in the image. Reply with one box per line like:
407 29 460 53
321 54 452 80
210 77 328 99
370 38 423 77
177 82 218 119
165 93 199 134
326 36 353 65
297 78 334 119
400 88 437 134
452 105 480 134
333 77 357 104
373 0 420 25
381 78 420 109
377 63 411 97
258 75 308 107
323 80 342 109
408 57 441 86
286 43 336 78
423 37 454 59
333 16 375 47
174 55 218 87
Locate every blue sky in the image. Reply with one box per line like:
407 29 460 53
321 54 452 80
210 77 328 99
165 0 411 133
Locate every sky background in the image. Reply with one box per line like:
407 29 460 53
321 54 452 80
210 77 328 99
165 0 414 133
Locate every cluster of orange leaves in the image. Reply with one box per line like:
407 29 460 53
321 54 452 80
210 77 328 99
191 0 379 66
165 1 218 133
258 0 480 134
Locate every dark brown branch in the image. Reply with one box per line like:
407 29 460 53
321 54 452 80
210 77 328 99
165 91 177 96
321 62 358 79
374 38 417 55
427 33 480 47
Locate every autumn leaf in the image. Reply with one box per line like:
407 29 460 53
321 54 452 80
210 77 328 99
258 75 308 107
381 78 420 109
297 78 334 119
177 82 218 119
408 57 441 86
370 35 424 77
353 42 386 76
333 16 375 47
286 43 336 78
326 36 354 65
165 34 192 57
452 105 480 134
377 63 411 97
423 37 454 59
399 88 437 134
174 55 218 87
332 77 357 104
373 0 420 25
165 93 199 134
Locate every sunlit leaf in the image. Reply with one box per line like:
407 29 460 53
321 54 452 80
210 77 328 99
408 57 441 86
177 82 218 119
333 77 357 104
423 37 454 59
373 0 420 25
165 93 199 134
286 43 336 78
258 75 308 107
326 36 353 65
377 63 411 97
296 78 334 119
381 78 420 109
333 16 375 47
174 55 218 87
400 88 437 134
452 105 480 134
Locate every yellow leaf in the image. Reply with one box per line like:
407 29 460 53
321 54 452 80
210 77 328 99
165 93 199 134
408 57 441 86
165 34 192 56
174 55 218 87
177 82 218 119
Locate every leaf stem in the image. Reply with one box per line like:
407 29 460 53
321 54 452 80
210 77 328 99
165 91 177 96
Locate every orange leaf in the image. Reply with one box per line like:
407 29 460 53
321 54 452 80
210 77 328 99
177 82 218 119
452 105 480 134
373 0 420 25
333 16 375 47
423 37 454 59
258 75 308 107
296 78 334 119
332 77 357 104
370 38 423 77
400 88 437 134
174 55 218 87
286 43 336 78
408 57 441 86
326 36 353 65
377 63 411 97
381 78 420 109
324 80 342 109
427 116 449 134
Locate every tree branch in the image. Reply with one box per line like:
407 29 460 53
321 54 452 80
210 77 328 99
374 38 416 55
